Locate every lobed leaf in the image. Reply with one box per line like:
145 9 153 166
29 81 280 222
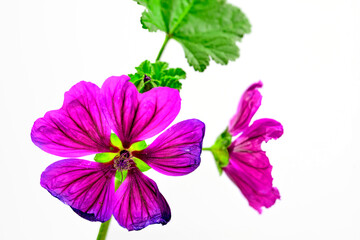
134 0 251 71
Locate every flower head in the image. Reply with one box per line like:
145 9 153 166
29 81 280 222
31 76 205 230
210 81 283 213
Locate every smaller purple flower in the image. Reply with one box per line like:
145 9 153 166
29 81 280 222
31 76 205 230
210 81 283 213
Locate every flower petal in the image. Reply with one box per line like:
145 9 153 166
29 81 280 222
40 159 116 222
133 119 205 176
228 81 263 136
31 81 115 157
100 76 181 148
225 118 283 213
113 168 171 231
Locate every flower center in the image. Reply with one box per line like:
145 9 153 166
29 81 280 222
113 150 133 171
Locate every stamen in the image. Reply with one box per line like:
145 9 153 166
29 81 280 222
120 150 130 158
113 150 134 172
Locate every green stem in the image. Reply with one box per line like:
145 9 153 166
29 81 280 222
97 218 111 240
156 34 170 61
155 0 193 61
202 147 212 151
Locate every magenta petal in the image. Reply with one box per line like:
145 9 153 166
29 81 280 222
100 76 181 148
133 119 205 176
224 164 280 214
113 168 171 231
228 81 263 136
31 81 115 157
40 159 116 222
225 118 283 213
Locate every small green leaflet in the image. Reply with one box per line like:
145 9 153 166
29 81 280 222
110 133 123 149
116 170 128 183
94 133 123 163
133 157 151 172
209 128 232 175
94 152 117 163
115 170 128 190
134 0 251 72
129 140 148 151
128 60 186 92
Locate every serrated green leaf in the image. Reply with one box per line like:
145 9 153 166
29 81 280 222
129 60 186 92
135 60 152 75
135 0 251 72
210 128 232 175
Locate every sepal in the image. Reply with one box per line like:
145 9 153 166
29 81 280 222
209 128 232 175
128 60 186 92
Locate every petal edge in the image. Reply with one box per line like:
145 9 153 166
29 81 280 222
133 119 205 176
228 81 263 136
40 159 116 222
113 168 171 231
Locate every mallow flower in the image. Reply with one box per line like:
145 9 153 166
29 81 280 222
207 81 283 213
31 75 205 230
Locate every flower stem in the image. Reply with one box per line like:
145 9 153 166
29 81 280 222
202 147 212 151
156 34 170 61
97 218 111 240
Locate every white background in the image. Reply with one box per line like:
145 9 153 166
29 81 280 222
1 0 359 239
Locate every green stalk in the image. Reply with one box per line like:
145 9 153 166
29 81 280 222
97 218 111 240
156 34 170 61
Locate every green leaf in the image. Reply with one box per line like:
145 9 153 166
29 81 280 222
110 133 123 149
135 0 251 72
209 128 232 175
115 170 128 182
133 157 151 172
94 152 118 163
129 140 148 151
94 133 122 163
129 60 186 92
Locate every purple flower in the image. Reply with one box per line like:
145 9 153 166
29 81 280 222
225 81 283 213
31 75 205 231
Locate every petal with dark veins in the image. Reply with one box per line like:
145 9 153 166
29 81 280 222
40 159 116 222
225 118 283 213
133 119 205 176
100 76 181 148
31 81 116 157
113 168 171 231
228 81 263 136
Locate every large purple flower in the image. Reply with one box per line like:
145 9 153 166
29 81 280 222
225 81 283 213
31 75 205 231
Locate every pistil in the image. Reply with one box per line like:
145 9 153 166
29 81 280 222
113 150 134 172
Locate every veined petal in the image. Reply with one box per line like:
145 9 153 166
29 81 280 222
133 119 205 176
224 164 280 214
225 118 283 213
100 76 181 148
231 118 283 153
31 81 116 157
228 81 263 136
40 159 116 222
113 168 171 231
